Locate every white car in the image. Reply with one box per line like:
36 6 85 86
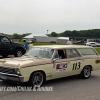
86 42 100 47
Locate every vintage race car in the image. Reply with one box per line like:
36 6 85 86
0 45 100 86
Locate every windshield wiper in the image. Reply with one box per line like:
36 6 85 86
34 56 42 58
24 54 29 56
23 55 32 58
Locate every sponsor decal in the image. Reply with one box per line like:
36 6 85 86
56 63 67 72
46 73 52 78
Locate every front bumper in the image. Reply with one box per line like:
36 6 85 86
0 72 24 83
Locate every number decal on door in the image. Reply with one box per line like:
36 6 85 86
72 62 81 70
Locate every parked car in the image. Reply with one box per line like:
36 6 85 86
74 40 86 45
22 38 36 43
0 35 26 57
86 42 100 47
0 45 100 86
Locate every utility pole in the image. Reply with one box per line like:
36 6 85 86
47 30 49 34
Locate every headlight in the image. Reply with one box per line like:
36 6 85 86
14 68 21 75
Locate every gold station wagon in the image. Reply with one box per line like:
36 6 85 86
0 45 100 86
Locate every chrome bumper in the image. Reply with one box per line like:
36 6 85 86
0 72 24 82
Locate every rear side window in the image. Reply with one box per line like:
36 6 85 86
67 49 80 58
77 48 97 56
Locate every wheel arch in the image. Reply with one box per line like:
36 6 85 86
81 65 92 74
84 65 92 71
29 70 46 82
15 47 25 54
79 65 92 79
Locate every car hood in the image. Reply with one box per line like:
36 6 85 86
0 56 51 68
12 42 23 45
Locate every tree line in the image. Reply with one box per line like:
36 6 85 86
0 33 32 39
0 29 100 39
47 29 100 38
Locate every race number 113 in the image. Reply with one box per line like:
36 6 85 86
72 62 81 70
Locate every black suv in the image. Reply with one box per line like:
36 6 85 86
0 35 26 57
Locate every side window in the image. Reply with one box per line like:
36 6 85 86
67 49 80 58
1 37 10 43
77 48 97 56
55 49 66 59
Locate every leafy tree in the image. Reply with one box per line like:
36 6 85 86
13 33 20 39
51 32 58 37
47 34 52 37
1 29 100 40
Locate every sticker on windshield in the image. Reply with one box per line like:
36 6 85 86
32 48 51 51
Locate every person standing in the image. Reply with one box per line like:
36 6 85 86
24 43 28 50
67 38 72 45
29 43 33 49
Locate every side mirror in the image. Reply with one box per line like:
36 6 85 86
53 58 56 62
52 58 59 63
10 41 13 43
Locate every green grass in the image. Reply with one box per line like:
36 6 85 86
95 48 100 54
13 40 100 54
13 39 57 45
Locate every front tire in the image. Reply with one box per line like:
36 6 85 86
14 49 23 57
80 66 91 79
28 71 44 87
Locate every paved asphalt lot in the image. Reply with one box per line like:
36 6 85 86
0 70 100 100
0 55 14 59
0 56 100 100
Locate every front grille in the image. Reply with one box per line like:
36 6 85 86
0 67 15 74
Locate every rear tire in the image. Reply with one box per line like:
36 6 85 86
14 49 23 57
80 66 91 79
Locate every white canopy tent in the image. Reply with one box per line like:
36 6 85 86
23 34 69 43
23 33 47 39
57 37 69 44
22 33 47 42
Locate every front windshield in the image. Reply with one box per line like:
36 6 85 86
25 47 54 59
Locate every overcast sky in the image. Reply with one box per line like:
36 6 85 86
0 0 100 35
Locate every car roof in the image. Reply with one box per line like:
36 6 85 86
33 45 93 49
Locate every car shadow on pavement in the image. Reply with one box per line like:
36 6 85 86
0 75 79 87
43 75 80 86
0 74 100 87
0 55 14 59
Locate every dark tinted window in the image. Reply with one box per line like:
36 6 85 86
55 49 66 59
1 37 10 43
